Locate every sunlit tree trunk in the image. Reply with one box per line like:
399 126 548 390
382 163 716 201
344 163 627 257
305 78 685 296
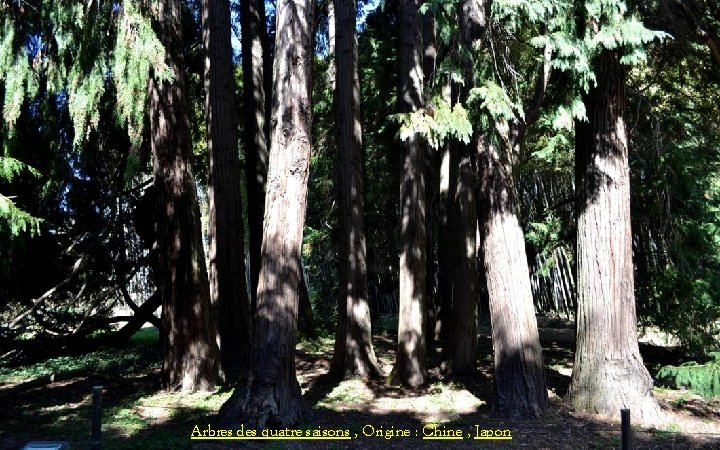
217 0 314 427
390 0 426 387
478 135 548 418
568 49 660 419
203 0 252 384
330 0 381 379
149 0 219 392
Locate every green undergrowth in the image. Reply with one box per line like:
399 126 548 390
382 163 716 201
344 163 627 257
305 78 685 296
7 388 231 449
657 352 720 398
0 327 161 384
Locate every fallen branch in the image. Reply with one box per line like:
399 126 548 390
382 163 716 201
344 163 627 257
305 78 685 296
4 254 88 329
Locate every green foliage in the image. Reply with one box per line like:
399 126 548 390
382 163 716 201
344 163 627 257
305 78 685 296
469 80 522 121
628 34 720 354
657 353 720 398
391 97 472 149
544 1 665 90
491 0 557 33
0 193 43 236
0 0 170 147
419 0 459 48
112 0 174 145
525 211 562 276
0 156 42 236
67 57 106 146
0 155 39 182
0 343 160 384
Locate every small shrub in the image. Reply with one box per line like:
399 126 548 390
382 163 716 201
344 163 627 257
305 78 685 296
657 352 720 398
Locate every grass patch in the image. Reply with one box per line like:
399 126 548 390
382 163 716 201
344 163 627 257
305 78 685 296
297 336 334 355
0 328 160 384
0 347 160 384
319 380 370 404
653 422 681 441
129 326 159 346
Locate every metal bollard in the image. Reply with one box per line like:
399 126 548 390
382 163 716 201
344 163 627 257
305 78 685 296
621 408 631 450
90 386 103 450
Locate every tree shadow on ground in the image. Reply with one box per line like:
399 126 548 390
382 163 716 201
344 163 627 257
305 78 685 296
2 333 719 449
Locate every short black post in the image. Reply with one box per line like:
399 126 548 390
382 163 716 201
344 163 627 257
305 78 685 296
90 386 103 450
621 408 631 450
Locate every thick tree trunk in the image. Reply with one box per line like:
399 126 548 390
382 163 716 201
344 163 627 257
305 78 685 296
241 0 270 312
477 135 547 418
330 0 381 379
568 50 659 419
149 0 219 392
390 0 426 387
439 0 483 374
217 0 314 427
203 0 252 384
445 142 478 376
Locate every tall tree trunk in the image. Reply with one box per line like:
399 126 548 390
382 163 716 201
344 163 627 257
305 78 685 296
242 0 270 312
568 49 659 419
217 0 314 427
445 142 478 376
149 0 219 392
203 0 252 384
477 135 548 418
390 0 426 387
422 11 438 357
440 0 482 375
330 0 381 379
434 80 453 345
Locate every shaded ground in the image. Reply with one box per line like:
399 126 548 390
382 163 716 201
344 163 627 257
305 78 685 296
1 330 718 449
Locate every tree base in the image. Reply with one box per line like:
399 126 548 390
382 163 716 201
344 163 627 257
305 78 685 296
217 373 311 429
567 355 660 421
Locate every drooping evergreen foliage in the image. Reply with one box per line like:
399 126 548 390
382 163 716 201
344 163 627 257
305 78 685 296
658 353 720 398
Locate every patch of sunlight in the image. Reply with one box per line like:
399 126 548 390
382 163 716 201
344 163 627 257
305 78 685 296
0 346 160 384
99 389 234 438
134 389 232 412
374 383 484 423
296 336 335 355
106 407 153 436
316 379 375 408
128 326 159 346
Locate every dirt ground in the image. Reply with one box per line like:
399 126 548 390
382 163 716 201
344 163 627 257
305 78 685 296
1 331 719 449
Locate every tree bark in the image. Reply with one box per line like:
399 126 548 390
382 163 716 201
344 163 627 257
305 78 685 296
567 49 659 419
203 0 252 384
330 0 381 379
422 11 438 357
241 0 270 312
217 0 314 427
477 135 548 418
434 81 453 346
390 0 426 387
149 0 220 392
445 142 478 376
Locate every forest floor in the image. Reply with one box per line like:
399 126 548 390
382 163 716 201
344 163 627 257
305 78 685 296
0 326 718 449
